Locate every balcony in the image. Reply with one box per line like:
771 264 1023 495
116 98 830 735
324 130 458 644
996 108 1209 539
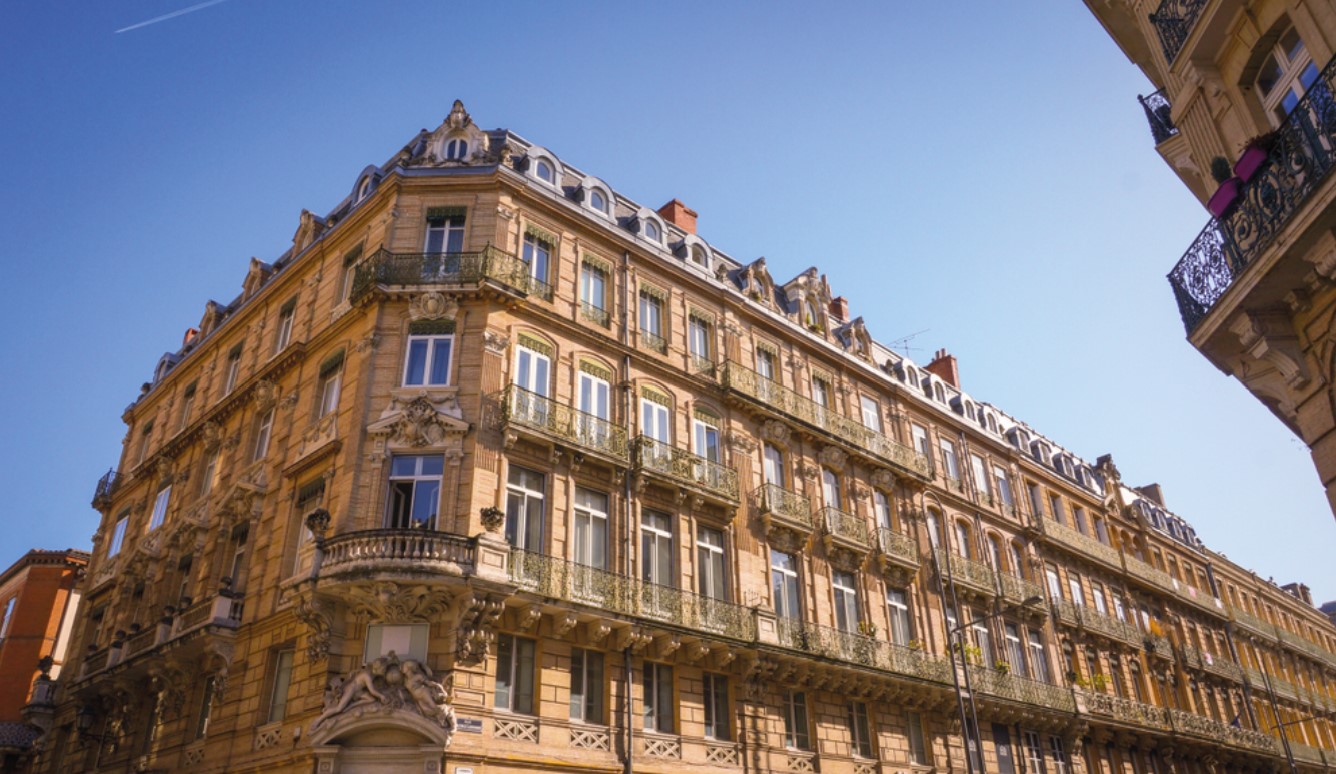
1168 708 1280 754
92 468 120 508
1051 600 1142 648
997 573 1046 612
77 592 242 683
578 300 610 328
875 527 920 581
690 355 717 378
1149 0 1207 64
1029 513 1123 574
819 506 871 554
350 246 550 302
718 361 931 480
1291 743 1332 767
320 529 475 579
934 550 996 599
1139 89 1180 145
1169 53 1336 333
509 550 756 642
1082 691 1172 730
633 436 739 506
754 483 814 536
1123 555 1225 618
773 617 950 684
1180 644 1243 683
1228 605 1278 641
966 667 1076 714
639 329 667 355
1243 667 1302 704
503 385 630 465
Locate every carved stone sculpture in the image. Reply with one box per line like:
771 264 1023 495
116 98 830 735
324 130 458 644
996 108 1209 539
310 652 456 745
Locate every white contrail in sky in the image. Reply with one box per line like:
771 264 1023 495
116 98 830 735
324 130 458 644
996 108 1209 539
115 0 230 34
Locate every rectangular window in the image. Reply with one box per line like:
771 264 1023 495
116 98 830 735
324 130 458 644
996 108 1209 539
763 443 785 486
1048 494 1064 523
495 634 536 714
1094 517 1110 545
573 488 608 571
1073 506 1088 535
365 623 429 663
1068 576 1085 607
784 691 810 750
180 383 197 429
910 423 929 458
227 528 249 590
580 262 606 311
569 648 604 724
338 246 362 304
200 449 220 496
514 343 551 399
697 526 727 601
887 589 913 645
640 397 670 443
832 570 860 633
688 315 711 361
693 415 721 463
1092 583 1108 615
108 511 129 558
811 376 830 407
424 211 465 254
505 466 544 550
224 346 242 393
907 711 928 765
318 354 343 417
403 333 453 387
274 299 296 353
703 673 730 740
639 292 665 351
195 676 217 739
939 439 960 481
1005 622 1026 673
640 510 674 594
386 455 443 529
643 662 674 733
972 615 994 665
1024 731 1046 774
267 650 295 723
149 485 172 531
873 490 892 530
1050 736 1069 774
137 421 154 465
755 347 776 380
1028 630 1049 682
771 550 801 620
849 701 873 758
253 409 274 461
1028 482 1044 518
522 233 551 286
994 465 1014 507
970 453 990 498
859 395 882 432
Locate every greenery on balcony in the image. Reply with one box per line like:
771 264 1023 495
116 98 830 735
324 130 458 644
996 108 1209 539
719 360 930 479
633 435 739 502
968 666 1076 713
505 385 630 463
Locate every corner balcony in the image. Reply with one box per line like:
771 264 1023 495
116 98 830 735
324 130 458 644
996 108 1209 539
92 468 120 509
1148 0 1206 63
76 592 243 683
966 667 1076 715
718 361 931 481
933 550 996 600
773 617 950 685
503 386 630 466
509 549 756 642
319 529 476 580
349 246 552 303
1168 53 1336 333
633 436 739 506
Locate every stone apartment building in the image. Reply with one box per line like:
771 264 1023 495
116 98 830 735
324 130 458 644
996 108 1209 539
0 549 86 772
32 101 1336 774
1085 0 1336 519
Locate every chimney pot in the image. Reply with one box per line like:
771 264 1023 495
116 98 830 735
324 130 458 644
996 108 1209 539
829 296 850 322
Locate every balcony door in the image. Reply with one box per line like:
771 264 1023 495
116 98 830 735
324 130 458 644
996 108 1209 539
763 443 785 487
514 344 551 425
577 370 611 447
640 510 675 618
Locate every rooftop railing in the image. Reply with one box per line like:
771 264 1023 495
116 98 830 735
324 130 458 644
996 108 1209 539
1169 54 1336 332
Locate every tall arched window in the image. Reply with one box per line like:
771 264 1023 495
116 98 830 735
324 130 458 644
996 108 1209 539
953 521 972 559
762 443 785 487
926 509 942 549
821 468 842 510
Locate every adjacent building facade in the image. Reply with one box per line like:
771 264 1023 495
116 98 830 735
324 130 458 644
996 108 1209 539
0 549 86 772
34 101 1336 774
1085 0 1336 519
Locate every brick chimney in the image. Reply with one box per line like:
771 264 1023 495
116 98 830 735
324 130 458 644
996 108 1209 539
1135 483 1166 508
656 199 697 235
1281 582 1313 605
183 328 199 347
829 296 850 322
925 349 959 389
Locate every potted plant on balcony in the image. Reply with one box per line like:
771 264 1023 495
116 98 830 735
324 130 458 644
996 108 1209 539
1207 156 1242 218
1234 131 1277 182
994 659 1011 675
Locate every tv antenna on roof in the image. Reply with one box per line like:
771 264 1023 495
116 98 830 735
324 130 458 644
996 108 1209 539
889 328 929 356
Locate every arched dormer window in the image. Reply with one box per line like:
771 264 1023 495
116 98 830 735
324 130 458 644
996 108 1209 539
525 147 563 189
644 219 661 242
634 208 665 246
590 189 608 213
535 159 555 183
356 176 372 202
690 244 709 268
579 177 614 219
445 138 469 160
804 299 821 330
933 382 946 402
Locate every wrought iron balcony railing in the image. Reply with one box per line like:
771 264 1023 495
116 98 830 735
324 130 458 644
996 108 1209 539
1050 600 1142 648
634 436 739 503
1123 554 1225 618
1030 513 1124 572
998 573 1045 610
639 329 667 354
1228 605 1278 640
1139 89 1180 145
579 300 610 328
690 355 717 378
1180 644 1244 683
320 529 476 577
350 246 548 301
967 667 1076 714
1168 707 1279 753
1169 53 1336 332
934 550 996 597
1149 0 1207 63
92 468 120 507
718 361 931 479
1082 691 1172 730
509 549 756 641
505 386 630 463
876 527 920 569
754 483 814 532
820 506 871 550
774 617 950 684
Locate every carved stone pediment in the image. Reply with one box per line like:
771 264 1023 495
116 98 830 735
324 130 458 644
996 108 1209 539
408 291 459 321
368 393 469 449
412 100 491 167
309 651 456 745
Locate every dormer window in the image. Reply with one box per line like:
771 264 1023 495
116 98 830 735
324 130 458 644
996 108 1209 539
690 244 709 268
644 219 661 243
590 189 608 213
535 159 555 184
356 177 372 202
445 138 468 160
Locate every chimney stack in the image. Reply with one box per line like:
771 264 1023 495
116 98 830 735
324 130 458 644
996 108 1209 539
1135 483 1166 508
925 349 960 389
829 297 850 322
183 328 199 347
656 199 697 235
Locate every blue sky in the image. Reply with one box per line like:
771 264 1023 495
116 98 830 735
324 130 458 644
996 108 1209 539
1 1 1331 601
